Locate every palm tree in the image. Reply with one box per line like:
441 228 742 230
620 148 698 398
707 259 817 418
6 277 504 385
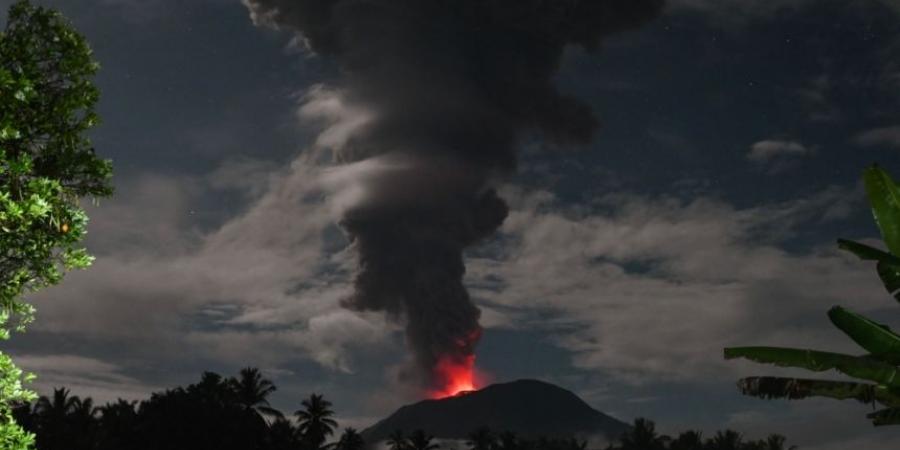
296 393 338 450
96 400 138 450
467 427 494 450
669 430 703 450
268 417 301 450
230 367 283 421
336 427 366 450
762 434 797 450
408 429 440 450
34 388 80 450
706 430 742 450
387 429 408 450
618 418 665 450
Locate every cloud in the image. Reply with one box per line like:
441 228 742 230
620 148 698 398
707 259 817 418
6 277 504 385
26 155 391 375
854 125 900 149
467 184 872 384
14 355 159 405
747 140 811 163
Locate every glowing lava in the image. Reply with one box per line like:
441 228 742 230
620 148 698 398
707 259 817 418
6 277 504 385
428 354 477 399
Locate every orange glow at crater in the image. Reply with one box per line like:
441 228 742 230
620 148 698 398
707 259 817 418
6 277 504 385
428 354 477 399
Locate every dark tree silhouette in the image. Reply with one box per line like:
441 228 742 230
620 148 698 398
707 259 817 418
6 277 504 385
707 430 743 450
407 429 440 450
267 417 301 450
231 367 283 422
467 427 494 450
11 370 798 450
95 400 138 450
296 393 338 450
495 431 519 450
618 418 666 450
335 427 366 450
669 430 703 450
387 429 409 450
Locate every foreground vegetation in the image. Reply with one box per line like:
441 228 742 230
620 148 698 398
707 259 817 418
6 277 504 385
9 367 794 450
727 166 900 425
1 0 113 447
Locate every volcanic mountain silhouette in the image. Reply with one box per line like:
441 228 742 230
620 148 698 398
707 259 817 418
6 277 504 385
362 379 629 442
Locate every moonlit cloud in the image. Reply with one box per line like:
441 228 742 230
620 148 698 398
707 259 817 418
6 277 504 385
854 125 900 149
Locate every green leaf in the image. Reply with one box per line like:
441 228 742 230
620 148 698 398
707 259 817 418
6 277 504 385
828 306 900 363
878 260 900 302
724 346 900 387
838 239 900 264
864 165 900 256
836 240 900 302
736 376 900 407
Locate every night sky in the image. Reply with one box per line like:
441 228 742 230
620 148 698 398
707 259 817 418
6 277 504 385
5 0 900 448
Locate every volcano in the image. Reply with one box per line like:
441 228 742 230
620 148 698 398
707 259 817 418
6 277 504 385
362 379 630 442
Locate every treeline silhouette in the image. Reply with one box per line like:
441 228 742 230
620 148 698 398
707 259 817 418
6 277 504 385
11 368 795 450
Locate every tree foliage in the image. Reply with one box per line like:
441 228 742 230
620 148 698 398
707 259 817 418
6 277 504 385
0 0 112 446
725 165 900 425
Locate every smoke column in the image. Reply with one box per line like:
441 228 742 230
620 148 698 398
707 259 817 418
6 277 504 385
244 0 664 394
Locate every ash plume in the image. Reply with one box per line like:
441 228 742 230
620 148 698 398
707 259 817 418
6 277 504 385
244 0 664 390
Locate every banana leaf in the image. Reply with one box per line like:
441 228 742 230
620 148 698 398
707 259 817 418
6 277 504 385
724 346 900 387
868 408 900 426
837 239 900 302
736 376 900 407
837 239 900 264
864 165 900 256
828 306 900 363
878 260 900 302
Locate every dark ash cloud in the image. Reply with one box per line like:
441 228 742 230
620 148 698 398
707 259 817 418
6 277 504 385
244 0 664 391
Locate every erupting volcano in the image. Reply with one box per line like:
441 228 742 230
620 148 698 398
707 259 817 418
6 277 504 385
429 355 477 399
244 0 665 394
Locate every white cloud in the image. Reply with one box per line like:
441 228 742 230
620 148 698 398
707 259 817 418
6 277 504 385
747 140 811 163
27 154 391 374
15 355 158 405
468 185 874 384
854 125 900 149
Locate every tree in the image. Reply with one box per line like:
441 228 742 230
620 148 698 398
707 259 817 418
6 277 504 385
617 418 665 450
706 430 742 450
467 427 495 450
296 393 338 450
407 429 440 450
335 427 366 450
0 0 113 446
669 430 703 450
387 429 409 450
230 367 283 422
725 166 900 425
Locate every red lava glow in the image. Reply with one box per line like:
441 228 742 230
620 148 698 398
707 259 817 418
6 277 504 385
428 354 477 399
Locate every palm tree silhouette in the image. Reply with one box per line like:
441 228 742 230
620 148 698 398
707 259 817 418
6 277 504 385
763 434 797 450
669 430 703 450
34 388 81 450
296 393 338 450
387 429 409 450
467 427 494 450
408 429 440 450
96 399 138 450
335 427 366 450
230 366 284 422
618 418 665 450
268 417 301 450
707 430 742 450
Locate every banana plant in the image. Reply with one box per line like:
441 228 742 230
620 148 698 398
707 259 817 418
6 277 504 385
725 165 900 426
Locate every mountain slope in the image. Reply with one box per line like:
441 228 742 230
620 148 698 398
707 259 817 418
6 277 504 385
362 379 629 442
